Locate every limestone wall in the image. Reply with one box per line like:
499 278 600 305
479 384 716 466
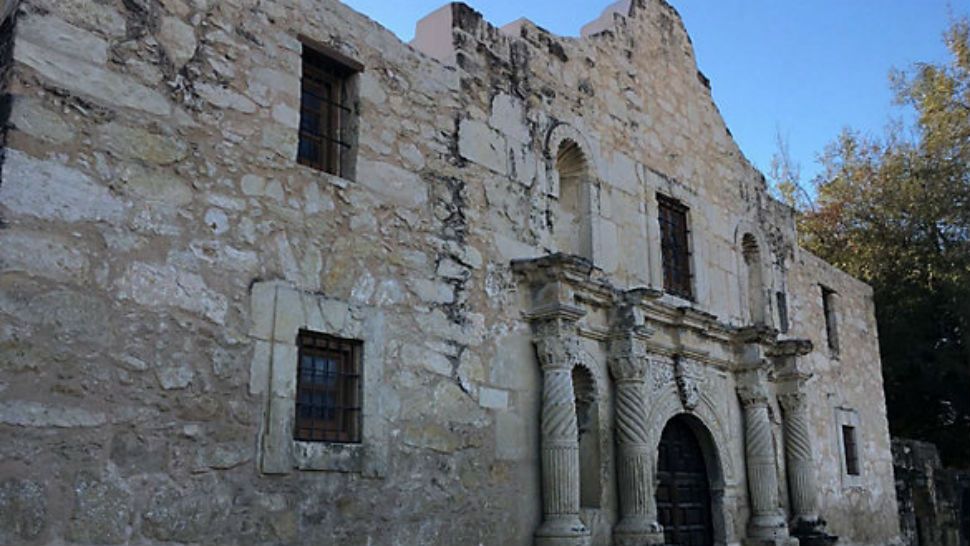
789 250 901 544
0 0 899 544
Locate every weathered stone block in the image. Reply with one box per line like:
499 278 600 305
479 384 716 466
97 122 188 165
0 229 89 283
459 118 508 175
18 13 109 65
157 16 197 69
14 40 171 116
9 96 76 144
0 479 46 544
67 471 131 544
142 486 231 542
0 150 127 223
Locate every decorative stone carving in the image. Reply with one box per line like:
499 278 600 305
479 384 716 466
779 381 837 545
737 369 794 544
674 355 703 411
532 316 590 546
650 359 674 393
608 329 664 545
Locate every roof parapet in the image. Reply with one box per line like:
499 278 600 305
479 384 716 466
579 0 633 37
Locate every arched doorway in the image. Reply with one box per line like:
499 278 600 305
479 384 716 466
656 415 715 546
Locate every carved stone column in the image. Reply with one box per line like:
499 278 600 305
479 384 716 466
778 385 837 545
609 332 664 545
737 369 793 544
533 316 590 546
778 388 818 524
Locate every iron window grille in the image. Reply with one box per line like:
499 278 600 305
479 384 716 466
658 194 693 300
842 425 860 475
297 41 361 176
294 330 362 443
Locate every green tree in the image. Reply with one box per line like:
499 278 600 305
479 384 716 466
794 19 970 467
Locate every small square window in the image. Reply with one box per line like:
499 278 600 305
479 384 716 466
297 41 361 177
657 194 692 300
842 425 859 476
295 330 362 443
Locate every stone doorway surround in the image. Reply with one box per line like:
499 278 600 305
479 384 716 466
512 254 826 546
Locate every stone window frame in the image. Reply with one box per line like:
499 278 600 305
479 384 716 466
835 407 863 487
249 280 387 477
296 36 363 182
820 284 840 358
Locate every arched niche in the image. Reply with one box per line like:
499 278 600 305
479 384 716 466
741 233 766 325
572 363 601 509
555 140 593 260
546 123 597 262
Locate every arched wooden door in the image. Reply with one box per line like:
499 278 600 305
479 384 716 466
655 415 715 546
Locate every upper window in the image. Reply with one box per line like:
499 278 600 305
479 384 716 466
842 425 860 476
295 330 362 443
297 41 361 178
821 285 839 355
777 291 790 333
658 194 692 299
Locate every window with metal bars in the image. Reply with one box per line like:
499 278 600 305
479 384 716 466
295 330 362 443
842 425 860 476
297 41 361 177
657 194 693 300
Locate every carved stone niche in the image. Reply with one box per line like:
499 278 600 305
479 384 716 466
674 354 704 411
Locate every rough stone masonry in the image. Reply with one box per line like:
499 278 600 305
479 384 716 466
0 0 902 545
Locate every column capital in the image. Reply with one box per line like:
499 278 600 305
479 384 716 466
533 316 583 371
608 334 648 382
737 368 771 408
778 390 808 414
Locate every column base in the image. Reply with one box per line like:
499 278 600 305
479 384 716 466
747 512 791 542
613 517 665 546
791 518 839 546
535 516 590 546
741 539 799 546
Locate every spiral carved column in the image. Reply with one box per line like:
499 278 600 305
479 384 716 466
737 371 791 543
778 390 818 524
609 334 664 545
534 317 590 546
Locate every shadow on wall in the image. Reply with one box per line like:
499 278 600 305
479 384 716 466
893 438 970 546
0 5 17 189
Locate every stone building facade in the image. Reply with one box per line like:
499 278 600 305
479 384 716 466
0 0 902 544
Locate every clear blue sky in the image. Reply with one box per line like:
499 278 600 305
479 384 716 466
343 0 969 182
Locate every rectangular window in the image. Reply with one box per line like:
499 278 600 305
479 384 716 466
777 291 789 333
295 330 362 443
297 41 361 177
657 194 692 299
821 285 839 354
842 425 859 475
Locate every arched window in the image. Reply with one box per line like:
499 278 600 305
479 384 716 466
555 140 592 260
742 233 766 325
572 365 600 508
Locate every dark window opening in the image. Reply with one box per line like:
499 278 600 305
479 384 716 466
842 425 859 476
821 285 839 354
295 330 362 443
658 195 692 300
297 42 360 177
777 291 789 333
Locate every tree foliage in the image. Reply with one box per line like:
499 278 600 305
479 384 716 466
778 19 970 467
